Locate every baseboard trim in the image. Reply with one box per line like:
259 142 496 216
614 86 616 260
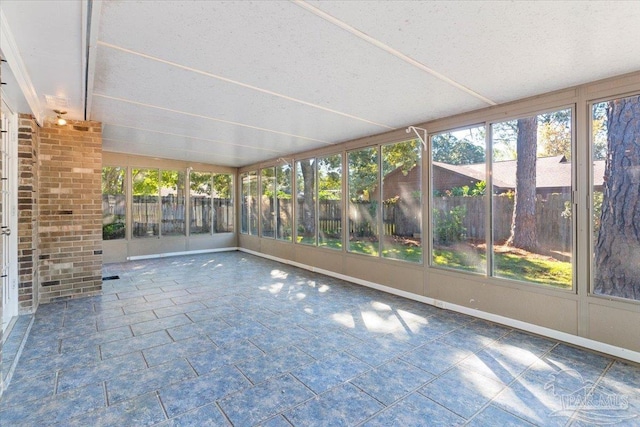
127 247 239 261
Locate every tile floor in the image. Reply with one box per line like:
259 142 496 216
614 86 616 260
0 251 638 426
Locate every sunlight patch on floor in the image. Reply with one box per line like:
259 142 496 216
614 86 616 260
361 310 402 334
331 312 355 329
270 269 288 279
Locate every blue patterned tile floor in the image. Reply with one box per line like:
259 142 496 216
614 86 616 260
1 251 639 426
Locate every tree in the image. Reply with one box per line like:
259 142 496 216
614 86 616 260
190 172 212 195
432 134 485 165
382 139 421 174
297 159 316 237
102 167 125 195
594 95 640 300
318 155 342 200
538 110 572 158
348 147 379 200
506 116 538 251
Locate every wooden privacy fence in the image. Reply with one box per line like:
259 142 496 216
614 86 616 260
105 196 233 235
432 194 572 251
242 194 571 250
291 200 421 238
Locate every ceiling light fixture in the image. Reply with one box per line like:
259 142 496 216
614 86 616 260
54 109 67 126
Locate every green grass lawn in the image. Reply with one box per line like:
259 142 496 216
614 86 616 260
433 247 572 288
297 235 571 288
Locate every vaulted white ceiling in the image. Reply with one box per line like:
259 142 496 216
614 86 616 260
2 1 640 167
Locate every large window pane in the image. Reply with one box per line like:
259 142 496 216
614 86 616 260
431 126 486 273
102 167 126 240
241 171 258 235
592 95 640 301
132 168 159 238
348 147 379 256
261 168 276 238
213 173 233 233
491 109 573 288
276 164 293 241
161 170 186 236
318 154 342 250
382 140 422 262
296 159 316 245
190 171 212 235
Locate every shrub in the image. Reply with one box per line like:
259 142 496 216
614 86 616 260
103 222 125 240
433 205 467 245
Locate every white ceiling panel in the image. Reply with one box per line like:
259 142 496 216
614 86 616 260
92 96 331 166
96 0 488 125
309 1 640 103
2 1 640 167
92 46 388 144
1 0 85 120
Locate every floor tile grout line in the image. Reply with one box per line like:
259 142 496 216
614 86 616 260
563 358 617 427
464 341 562 426
53 370 60 396
156 390 170 421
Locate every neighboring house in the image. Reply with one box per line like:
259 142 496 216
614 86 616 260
377 165 422 202
379 156 605 199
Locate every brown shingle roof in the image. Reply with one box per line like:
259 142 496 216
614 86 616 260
434 155 605 189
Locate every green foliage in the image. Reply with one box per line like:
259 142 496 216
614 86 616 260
433 205 467 245
276 164 292 200
434 181 486 197
538 109 572 159
348 147 378 200
318 154 342 201
382 139 420 176
132 168 159 196
161 170 181 190
190 171 212 194
432 131 485 165
102 167 125 195
102 221 125 240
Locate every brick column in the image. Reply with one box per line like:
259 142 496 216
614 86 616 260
38 119 102 303
17 115 39 312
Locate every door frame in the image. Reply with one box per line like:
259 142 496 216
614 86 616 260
1 97 19 331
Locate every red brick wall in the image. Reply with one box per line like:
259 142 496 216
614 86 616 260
37 119 102 303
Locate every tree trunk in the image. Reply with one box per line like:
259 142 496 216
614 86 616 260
506 117 538 251
594 95 640 300
300 160 315 237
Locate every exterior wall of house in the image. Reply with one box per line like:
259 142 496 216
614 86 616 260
431 167 480 194
17 115 39 312
37 119 103 304
372 165 422 202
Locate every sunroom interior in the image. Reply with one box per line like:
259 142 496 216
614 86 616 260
1 1 639 425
